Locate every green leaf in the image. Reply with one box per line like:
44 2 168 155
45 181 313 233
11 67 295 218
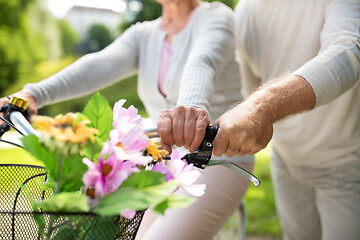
95 179 180 216
20 185 40 210
20 185 46 235
21 135 87 192
52 225 79 240
139 180 180 205
83 92 113 142
73 112 90 126
21 135 59 178
95 187 149 216
33 213 46 238
153 194 196 215
60 154 87 192
122 170 165 189
39 192 90 213
87 216 119 240
41 181 55 192
83 136 103 161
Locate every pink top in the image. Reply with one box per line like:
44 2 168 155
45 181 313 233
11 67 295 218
158 6 200 97
158 40 173 97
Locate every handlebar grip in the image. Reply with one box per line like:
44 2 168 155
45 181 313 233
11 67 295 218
203 125 219 143
196 126 219 153
0 95 37 136
10 111 38 136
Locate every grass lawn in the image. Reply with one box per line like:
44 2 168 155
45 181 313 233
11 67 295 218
218 147 282 238
0 147 43 166
245 148 282 237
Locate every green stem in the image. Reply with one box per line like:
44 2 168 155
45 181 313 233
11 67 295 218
55 154 63 193
46 154 63 239
81 216 98 240
46 215 55 240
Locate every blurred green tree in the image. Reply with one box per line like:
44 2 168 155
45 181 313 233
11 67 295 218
119 0 162 32
0 0 78 96
0 0 34 28
57 20 78 57
0 0 38 95
0 0 71 95
86 24 114 53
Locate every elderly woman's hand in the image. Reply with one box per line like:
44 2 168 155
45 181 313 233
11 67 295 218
0 91 38 122
157 105 210 153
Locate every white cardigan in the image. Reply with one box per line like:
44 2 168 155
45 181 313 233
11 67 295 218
235 0 360 167
24 1 253 163
24 2 241 123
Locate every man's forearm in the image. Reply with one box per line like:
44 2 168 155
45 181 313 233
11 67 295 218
247 74 316 124
212 74 316 157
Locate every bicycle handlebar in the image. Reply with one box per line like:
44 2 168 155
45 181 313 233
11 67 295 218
0 97 260 186
0 96 34 138
181 126 260 186
152 125 261 186
9 111 38 136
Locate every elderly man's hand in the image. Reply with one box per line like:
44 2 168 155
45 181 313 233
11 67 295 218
157 105 210 153
212 100 273 157
211 74 317 157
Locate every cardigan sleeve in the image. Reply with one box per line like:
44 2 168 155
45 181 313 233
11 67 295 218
23 23 143 108
176 3 237 112
293 0 360 107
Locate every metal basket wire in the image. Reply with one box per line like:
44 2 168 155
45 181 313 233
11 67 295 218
0 164 144 240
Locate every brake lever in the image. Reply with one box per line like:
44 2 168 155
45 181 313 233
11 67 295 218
143 124 260 186
182 126 218 168
181 125 261 187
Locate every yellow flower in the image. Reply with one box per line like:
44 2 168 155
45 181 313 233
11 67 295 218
32 113 99 144
145 139 168 162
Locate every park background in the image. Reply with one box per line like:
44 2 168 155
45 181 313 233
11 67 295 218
0 0 282 239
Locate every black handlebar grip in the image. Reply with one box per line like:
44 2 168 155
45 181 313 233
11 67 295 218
203 125 219 144
195 125 219 157
181 126 218 168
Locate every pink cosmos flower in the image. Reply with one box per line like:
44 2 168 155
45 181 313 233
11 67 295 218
109 127 151 165
101 128 152 165
121 209 136 219
112 99 143 129
82 153 137 201
102 99 152 165
110 126 148 152
151 161 173 182
153 149 206 197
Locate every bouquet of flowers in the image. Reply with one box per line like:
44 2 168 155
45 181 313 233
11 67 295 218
20 92 205 239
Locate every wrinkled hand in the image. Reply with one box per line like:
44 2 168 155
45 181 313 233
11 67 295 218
157 105 210 154
0 91 38 123
212 101 273 157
